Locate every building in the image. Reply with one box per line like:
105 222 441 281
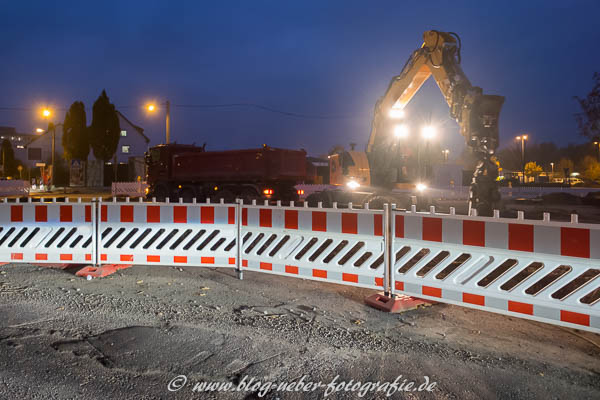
0 126 38 169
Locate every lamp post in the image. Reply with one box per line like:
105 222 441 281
41 108 56 189
593 140 600 162
515 134 528 183
147 100 171 144
550 162 554 180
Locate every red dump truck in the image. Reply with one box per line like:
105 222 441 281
145 143 307 202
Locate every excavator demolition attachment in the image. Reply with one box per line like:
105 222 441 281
367 30 504 216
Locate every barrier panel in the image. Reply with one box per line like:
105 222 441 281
0 198 94 264
391 208 600 332
239 201 386 290
97 198 238 268
1 197 598 333
111 181 148 197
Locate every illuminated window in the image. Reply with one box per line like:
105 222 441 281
122 145 130 154
121 130 127 137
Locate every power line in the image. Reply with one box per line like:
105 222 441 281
0 102 366 120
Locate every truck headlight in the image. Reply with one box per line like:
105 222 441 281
347 180 360 190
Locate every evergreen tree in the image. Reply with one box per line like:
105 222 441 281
89 90 120 162
62 101 89 161
575 72 600 140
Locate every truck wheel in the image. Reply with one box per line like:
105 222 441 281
365 194 396 210
180 188 195 203
212 189 235 203
240 188 259 205
153 185 168 202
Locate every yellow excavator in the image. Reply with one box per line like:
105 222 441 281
316 30 504 215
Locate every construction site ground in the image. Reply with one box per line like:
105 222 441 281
1 198 600 399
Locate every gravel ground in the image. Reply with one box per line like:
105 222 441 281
1 262 599 400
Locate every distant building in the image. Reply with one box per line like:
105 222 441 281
0 126 37 168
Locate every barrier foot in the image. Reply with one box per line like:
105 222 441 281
75 264 133 279
237 270 243 280
365 292 435 313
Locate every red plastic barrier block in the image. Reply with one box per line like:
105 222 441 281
35 205 47 222
463 220 485 247
561 227 590 258
201 206 214 224
422 217 442 242
285 210 298 229
11 205 23 222
120 205 133 223
60 205 72 222
147 206 160 223
508 224 534 252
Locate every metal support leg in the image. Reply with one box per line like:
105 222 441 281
236 199 243 280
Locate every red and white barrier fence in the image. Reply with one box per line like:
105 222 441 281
97 198 238 268
0 198 94 264
0 198 598 333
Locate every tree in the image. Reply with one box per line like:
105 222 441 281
62 101 89 161
580 155 600 181
89 90 120 162
524 161 542 177
557 158 574 178
575 72 600 140
1 139 23 178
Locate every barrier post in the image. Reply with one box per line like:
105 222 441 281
236 199 243 280
92 198 98 266
383 203 392 296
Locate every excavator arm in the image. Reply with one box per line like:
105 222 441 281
367 30 504 215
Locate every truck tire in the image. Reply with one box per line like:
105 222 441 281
153 185 168 202
240 187 260 205
212 189 235 203
180 188 195 203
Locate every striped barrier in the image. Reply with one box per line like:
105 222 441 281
391 208 600 332
97 198 238 268
0 198 94 264
240 201 385 290
0 198 598 334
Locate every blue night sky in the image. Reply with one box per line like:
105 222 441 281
1 0 599 159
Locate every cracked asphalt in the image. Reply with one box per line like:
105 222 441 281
1 263 599 399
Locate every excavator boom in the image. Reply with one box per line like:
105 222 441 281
367 30 504 215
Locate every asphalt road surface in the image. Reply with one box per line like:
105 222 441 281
1 263 599 399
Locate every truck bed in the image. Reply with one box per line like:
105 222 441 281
171 147 306 182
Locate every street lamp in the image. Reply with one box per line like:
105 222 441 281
41 108 57 189
516 134 528 183
35 128 44 133
146 100 171 144
593 140 600 162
